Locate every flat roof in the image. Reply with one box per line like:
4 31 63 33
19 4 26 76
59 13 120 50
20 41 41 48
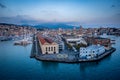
80 45 104 50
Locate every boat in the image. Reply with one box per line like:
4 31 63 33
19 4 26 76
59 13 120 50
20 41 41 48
111 39 115 44
14 39 32 46
14 27 32 46
0 36 12 41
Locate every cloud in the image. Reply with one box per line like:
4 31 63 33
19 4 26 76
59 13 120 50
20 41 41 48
0 3 6 8
0 15 46 25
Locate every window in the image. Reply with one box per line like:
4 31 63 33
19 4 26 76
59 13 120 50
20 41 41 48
49 47 50 51
54 47 56 51
51 47 53 51
46 47 47 51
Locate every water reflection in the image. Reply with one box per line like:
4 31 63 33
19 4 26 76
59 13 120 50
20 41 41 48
79 62 99 71
79 53 112 71
41 61 59 70
0 36 119 80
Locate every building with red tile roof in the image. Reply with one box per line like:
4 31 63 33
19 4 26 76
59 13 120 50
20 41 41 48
38 35 59 54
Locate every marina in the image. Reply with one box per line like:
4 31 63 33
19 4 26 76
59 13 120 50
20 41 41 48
14 39 32 46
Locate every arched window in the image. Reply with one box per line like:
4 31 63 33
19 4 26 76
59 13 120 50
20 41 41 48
51 47 53 51
54 47 56 51
46 47 47 51
49 47 50 51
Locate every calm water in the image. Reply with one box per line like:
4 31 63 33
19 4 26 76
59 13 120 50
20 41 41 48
0 36 120 80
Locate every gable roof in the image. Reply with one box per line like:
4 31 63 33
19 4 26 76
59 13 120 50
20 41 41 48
38 35 54 45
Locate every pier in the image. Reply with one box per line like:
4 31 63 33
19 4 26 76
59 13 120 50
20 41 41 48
30 35 116 63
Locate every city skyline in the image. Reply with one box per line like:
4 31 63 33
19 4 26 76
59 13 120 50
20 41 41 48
0 1 120 79
0 0 120 26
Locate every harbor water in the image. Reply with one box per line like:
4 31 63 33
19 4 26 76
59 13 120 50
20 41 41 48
0 36 120 80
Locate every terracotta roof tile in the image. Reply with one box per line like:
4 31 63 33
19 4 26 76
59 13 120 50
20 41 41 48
38 35 53 45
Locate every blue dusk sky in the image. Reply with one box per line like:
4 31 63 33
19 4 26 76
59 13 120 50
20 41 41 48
0 0 120 26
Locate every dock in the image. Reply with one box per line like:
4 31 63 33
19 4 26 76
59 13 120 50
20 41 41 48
30 35 116 63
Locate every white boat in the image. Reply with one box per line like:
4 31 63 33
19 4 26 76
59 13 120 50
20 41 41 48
14 38 32 46
14 27 32 46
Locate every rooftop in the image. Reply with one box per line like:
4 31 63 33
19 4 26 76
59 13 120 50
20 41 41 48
81 45 104 50
38 35 53 45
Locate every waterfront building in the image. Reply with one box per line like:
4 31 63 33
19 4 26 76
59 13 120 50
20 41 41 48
94 37 111 50
64 36 87 46
58 41 65 51
79 45 105 59
0 23 36 41
84 37 111 50
38 35 59 54
49 36 65 51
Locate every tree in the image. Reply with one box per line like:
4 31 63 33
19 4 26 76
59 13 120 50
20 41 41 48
66 43 72 49
75 43 87 51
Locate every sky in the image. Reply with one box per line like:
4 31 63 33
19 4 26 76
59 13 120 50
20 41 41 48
0 0 120 26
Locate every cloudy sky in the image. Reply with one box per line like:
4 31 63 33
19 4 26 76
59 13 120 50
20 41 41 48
0 0 120 25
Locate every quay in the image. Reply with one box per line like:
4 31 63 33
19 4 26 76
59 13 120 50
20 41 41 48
78 47 116 62
30 35 116 63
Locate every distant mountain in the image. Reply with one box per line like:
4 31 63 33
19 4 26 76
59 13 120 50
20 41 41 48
0 23 31 27
0 22 76 29
0 23 17 26
33 23 75 29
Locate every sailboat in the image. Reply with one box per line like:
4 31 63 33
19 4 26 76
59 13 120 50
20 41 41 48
14 27 32 46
